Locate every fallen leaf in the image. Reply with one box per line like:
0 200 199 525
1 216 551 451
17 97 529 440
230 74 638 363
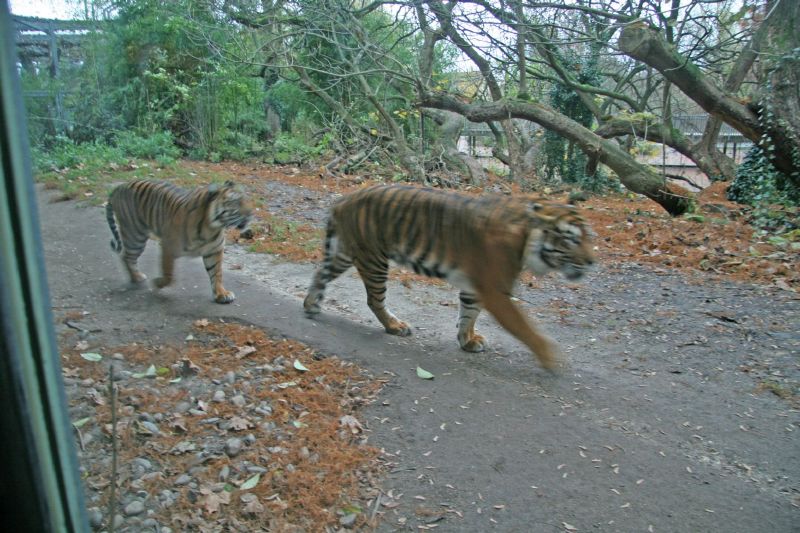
340 415 363 434
240 474 261 490
132 364 157 379
416 366 435 380
236 345 257 359
72 417 91 428
241 493 264 514
194 318 209 327
563 522 578 531
229 416 254 431
80 352 102 362
293 359 309 372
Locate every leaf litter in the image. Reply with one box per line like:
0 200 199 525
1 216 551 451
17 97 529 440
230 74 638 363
61 320 387 531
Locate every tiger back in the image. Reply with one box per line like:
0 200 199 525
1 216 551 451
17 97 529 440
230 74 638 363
106 179 252 304
303 184 595 370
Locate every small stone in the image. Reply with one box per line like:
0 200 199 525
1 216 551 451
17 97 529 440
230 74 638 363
87 507 103 529
299 447 310 460
231 394 246 407
141 518 158 528
226 437 243 457
339 513 357 528
175 401 192 413
219 465 230 481
225 371 236 384
140 421 161 435
244 433 256 445
112 352 125 360
80 378 95 387
212 390 226 402
175 474 192 486
113 514 124 528
124 500 145 516
131 457 152 477
112 370 132 381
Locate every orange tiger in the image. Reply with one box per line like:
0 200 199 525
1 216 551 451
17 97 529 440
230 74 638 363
106 179 252 303
303 184 595 370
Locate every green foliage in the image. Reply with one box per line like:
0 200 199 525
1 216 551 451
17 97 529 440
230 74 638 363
541 47 618 193
728 146 799 232
114 131 180 162
271 133 327 164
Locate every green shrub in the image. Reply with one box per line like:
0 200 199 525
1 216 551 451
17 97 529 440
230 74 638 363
728 146 799 232
114 131 181 162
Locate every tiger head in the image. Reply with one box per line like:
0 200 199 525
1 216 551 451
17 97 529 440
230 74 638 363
525 202 596 281
208 181 253 230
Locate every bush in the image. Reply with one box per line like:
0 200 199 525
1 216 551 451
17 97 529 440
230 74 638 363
114 131 181 162
31 136 124 173
728 146 799 232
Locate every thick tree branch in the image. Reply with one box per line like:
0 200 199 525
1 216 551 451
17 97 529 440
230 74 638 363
618 22 798 183
419 91 692 215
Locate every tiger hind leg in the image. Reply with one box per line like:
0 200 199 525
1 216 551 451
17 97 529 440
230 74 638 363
120 233 149 284
355 256 411 337
456 290 487 352
303 234 353 315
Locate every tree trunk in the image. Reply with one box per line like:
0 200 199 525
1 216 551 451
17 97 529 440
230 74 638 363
425 109 487 184
619 21 799 186
420 92 693 215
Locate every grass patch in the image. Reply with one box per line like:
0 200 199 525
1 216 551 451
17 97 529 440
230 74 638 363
235 214 323 263
756 380 798 404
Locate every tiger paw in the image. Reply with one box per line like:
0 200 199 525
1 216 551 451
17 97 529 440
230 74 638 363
153 277 172 289
459 333 487 353
536 342 565 373
385 320 412 337
214 290 235 304
303 294 322 316
130 272 147 284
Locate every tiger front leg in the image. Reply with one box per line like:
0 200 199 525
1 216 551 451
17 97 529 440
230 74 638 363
153 247 175 290
203 250 235 304
480 288 561 371
355 258 411 337
457 291 487 352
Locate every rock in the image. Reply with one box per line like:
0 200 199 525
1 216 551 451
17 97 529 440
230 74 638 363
225 371 236 384
112 370 132 381
213 390 226 402
175 474 192 486
124 500 145 516
131 457 153 477
219 465 230 481
244 433 256 445
141 518 158 528
226 437 243 457
339 513 357 529
112 514 124 529
139 420 161 435
231 394 246 407
87 507 103 529
175 401 192 413
112 352 125 360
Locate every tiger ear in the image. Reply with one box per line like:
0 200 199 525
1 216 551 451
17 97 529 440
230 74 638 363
529 202 556 222
207 183 222 199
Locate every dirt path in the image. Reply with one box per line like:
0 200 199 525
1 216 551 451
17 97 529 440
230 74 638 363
41 184 799 532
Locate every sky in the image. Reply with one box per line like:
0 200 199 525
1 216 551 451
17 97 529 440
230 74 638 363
9 0 83 19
